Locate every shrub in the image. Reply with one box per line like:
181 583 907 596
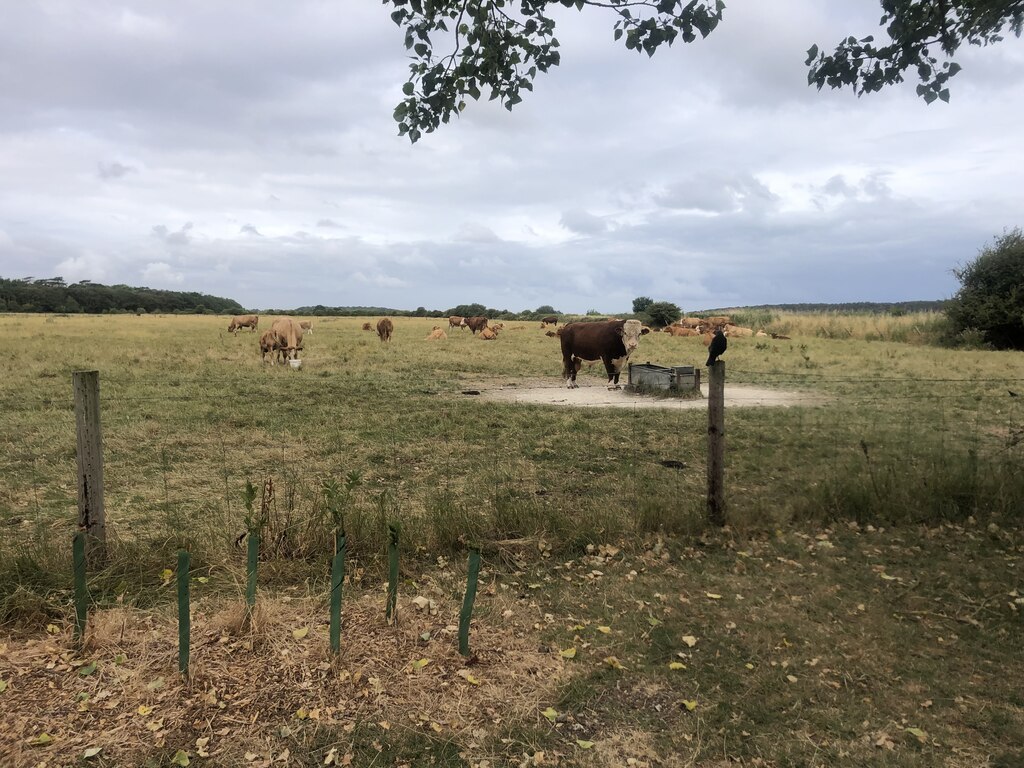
945 228 1024 350
645 301 682 328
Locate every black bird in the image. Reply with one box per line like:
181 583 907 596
706 329 727 366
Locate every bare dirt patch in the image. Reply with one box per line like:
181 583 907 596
478 381 826 410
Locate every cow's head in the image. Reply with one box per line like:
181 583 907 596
621 319 643 353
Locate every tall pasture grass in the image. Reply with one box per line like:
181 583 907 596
0 312 1022 617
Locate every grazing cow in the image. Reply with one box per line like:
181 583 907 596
666 326 700 337
706 329 727 366
299 320 313 334
376 317 393 342
362 322 373 331
540 315 558 328
465 316 489 335
449 315 468 330
270 318 304 361
479 326 498 340
704 316 731 328
677 317 703 329
426 327 447 341
228 314 259 335
559 319 644 389
259 329 286 365
724 324 754 338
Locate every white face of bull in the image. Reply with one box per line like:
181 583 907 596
620 319 642 354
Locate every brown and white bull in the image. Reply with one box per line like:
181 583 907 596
449 315 468 330
559 319 643 389
228 314 259 335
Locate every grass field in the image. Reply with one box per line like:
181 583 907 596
1 312 1022 767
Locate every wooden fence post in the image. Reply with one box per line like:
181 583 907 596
72 532 88 643
707 361 726 526
73 371 106 556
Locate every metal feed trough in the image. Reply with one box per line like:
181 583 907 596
628 362 700 392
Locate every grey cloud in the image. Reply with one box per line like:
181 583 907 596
240 224 262 236
98 161 136 179
560 209 607 235
151 222 193 246
656 173 779 215
317 219 343 228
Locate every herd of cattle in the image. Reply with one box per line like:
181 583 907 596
227 312 784 388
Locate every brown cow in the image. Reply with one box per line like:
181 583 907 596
299 320 313 334
426 327 447 341
559 319 644 389
259 329 286 364
479 326 498 340
666 326 700 337
449 315 468 330
677 317 703 329
465 316 489 335
362 322 373 331
376 317 393 342
724 324 754 338
540 315 558 328
270 318 304 361
228 314 259 335
703 316 731 328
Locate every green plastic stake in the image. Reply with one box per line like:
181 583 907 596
246 532 259 609
459 548 481 656
330 533 346 654
385 525 399 623
177 550 191 678
72 532 88 642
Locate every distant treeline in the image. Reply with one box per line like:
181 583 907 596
285 303 563 321
699 301 948 315
0 277 245 315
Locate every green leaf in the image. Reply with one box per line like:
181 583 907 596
78 661 97 676
30 733 53 746
576 739 595 749
402 81 415 96
171 750 191 766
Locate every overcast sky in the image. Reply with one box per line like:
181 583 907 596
1 2 1022 313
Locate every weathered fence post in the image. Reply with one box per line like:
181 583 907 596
707 361 726 526
385 525 399 624
72 532 88 642
73 371 106 557
177 550 191 678
330 532 346 654
459 547 481 657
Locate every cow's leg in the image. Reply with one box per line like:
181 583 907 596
604 355 626 389
563 354 578 388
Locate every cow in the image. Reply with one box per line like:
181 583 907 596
259 329 286 365
270 317 304 361
540 315 558 328
376 317 393 342
465 316 489 335
426 327 447 341
479 326 498 340
490 322 504 332
724 324 754 338
228 314 259 335
677 317 704 329
703 316 731 328
449 315 468 330
559 319 643 389
666 326 700 337
299 320 313 334
362 322 373 331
